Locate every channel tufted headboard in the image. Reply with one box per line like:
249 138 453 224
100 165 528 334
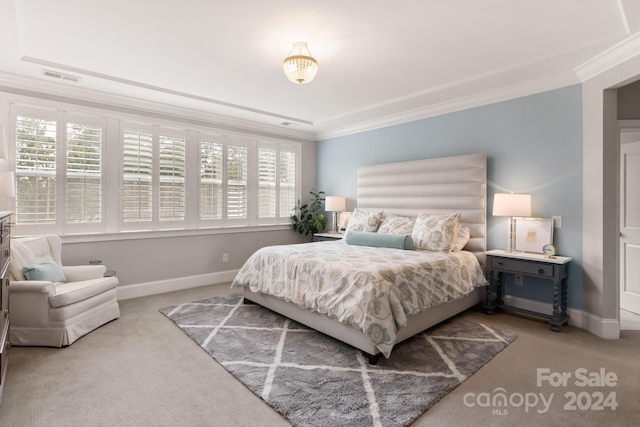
357 153 487 267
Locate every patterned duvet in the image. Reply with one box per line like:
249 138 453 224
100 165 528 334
231 240 488 357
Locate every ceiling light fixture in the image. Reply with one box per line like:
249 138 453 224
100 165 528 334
283 42 318 84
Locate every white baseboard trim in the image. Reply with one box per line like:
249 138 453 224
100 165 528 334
502 295 620 338
116 270 239 301
502 295 582 328
579 311 620 339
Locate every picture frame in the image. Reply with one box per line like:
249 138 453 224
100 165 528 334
514 218 554 254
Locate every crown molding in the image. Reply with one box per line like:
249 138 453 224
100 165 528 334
574 32 640 82
315 72 579 141
0 71 316 142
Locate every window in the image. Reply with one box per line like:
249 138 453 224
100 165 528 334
66 121 102 224
200 136 223 221
159 133 186 222
199 135 249 226
279 147 297 220
258 147 277 218
13 106 105 234
227 144 247 220
10 100 301 236
15 112 57 225
257 143 298 225
122 128 153 223
121 125 187 229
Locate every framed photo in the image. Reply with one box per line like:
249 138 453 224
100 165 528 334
514 218 554 254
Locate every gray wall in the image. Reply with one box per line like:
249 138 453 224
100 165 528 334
60 140 317 287
61 230 308 286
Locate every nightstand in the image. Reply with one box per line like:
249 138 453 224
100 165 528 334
314 233 343 242
484 249 572 332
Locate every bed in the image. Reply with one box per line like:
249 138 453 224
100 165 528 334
231 153 487 362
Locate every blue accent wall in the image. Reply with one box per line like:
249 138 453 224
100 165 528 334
317 85 583 309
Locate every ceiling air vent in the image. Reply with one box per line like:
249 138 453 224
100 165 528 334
42 69 82 83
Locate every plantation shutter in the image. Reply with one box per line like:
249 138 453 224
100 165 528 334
159 133 186 221
258 147 277 219
15 114 57 224
227 144 247 219
279 147 297 221
66 121 102 224
200 138 223 221
122 129 153 222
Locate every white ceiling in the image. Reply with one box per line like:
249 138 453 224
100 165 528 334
1 0 639 140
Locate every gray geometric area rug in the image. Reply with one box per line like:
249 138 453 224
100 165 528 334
160 294 517 427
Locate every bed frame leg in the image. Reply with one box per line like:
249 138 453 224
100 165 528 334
363 351 381 365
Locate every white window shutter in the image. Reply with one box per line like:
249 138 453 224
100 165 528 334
122 130 153 222
227 144 247 219
66 122 102 224
159 134 186 221
279 148 297 222
15 115 57 224
258 147 277 219
200 138 223 221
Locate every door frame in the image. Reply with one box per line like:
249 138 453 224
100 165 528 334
617 120 640 320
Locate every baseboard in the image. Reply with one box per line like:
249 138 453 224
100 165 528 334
502 295 620 338
116 270 239 301
579 311 620 339
502 295 582 327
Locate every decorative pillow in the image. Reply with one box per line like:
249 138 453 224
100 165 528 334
377 213 415 235
22 261 67 283
345 231 414 250
411 212 461 252
344 208 383 235
451 226 471 252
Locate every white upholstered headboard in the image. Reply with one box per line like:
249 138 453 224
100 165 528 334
357 153 487 267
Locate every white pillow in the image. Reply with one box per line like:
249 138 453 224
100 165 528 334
10 237 54 281
344 208 383 235
377 213 415 235
451 226 471 252
411 212 461 252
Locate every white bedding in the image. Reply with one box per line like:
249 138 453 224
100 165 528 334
231 241 488 357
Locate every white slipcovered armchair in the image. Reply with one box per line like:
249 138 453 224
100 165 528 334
9 235 119 347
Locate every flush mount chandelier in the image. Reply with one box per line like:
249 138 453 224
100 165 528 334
283 42 318 84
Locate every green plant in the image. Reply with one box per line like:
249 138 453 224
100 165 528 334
291 189 327 239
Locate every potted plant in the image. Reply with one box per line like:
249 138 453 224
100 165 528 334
291 189 327 240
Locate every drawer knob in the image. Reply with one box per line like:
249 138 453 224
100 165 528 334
538 268 545 274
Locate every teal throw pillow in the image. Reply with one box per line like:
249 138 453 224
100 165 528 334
345 231 414 250
22 261 67 283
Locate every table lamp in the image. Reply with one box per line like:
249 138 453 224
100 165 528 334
492 193 531 253
325 196 346 234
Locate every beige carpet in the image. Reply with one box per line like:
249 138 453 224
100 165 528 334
1 283 638 427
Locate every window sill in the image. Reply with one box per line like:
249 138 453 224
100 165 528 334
58 224 293 244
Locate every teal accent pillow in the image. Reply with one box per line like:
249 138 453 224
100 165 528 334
22 261 67 283
345 231 414 250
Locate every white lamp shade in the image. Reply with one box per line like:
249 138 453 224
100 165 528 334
492 193 531 217
0 172 15 197
325 196 346 212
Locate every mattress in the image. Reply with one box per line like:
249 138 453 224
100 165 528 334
231 240 488 357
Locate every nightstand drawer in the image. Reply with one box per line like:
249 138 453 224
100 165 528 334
490 257 554 277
